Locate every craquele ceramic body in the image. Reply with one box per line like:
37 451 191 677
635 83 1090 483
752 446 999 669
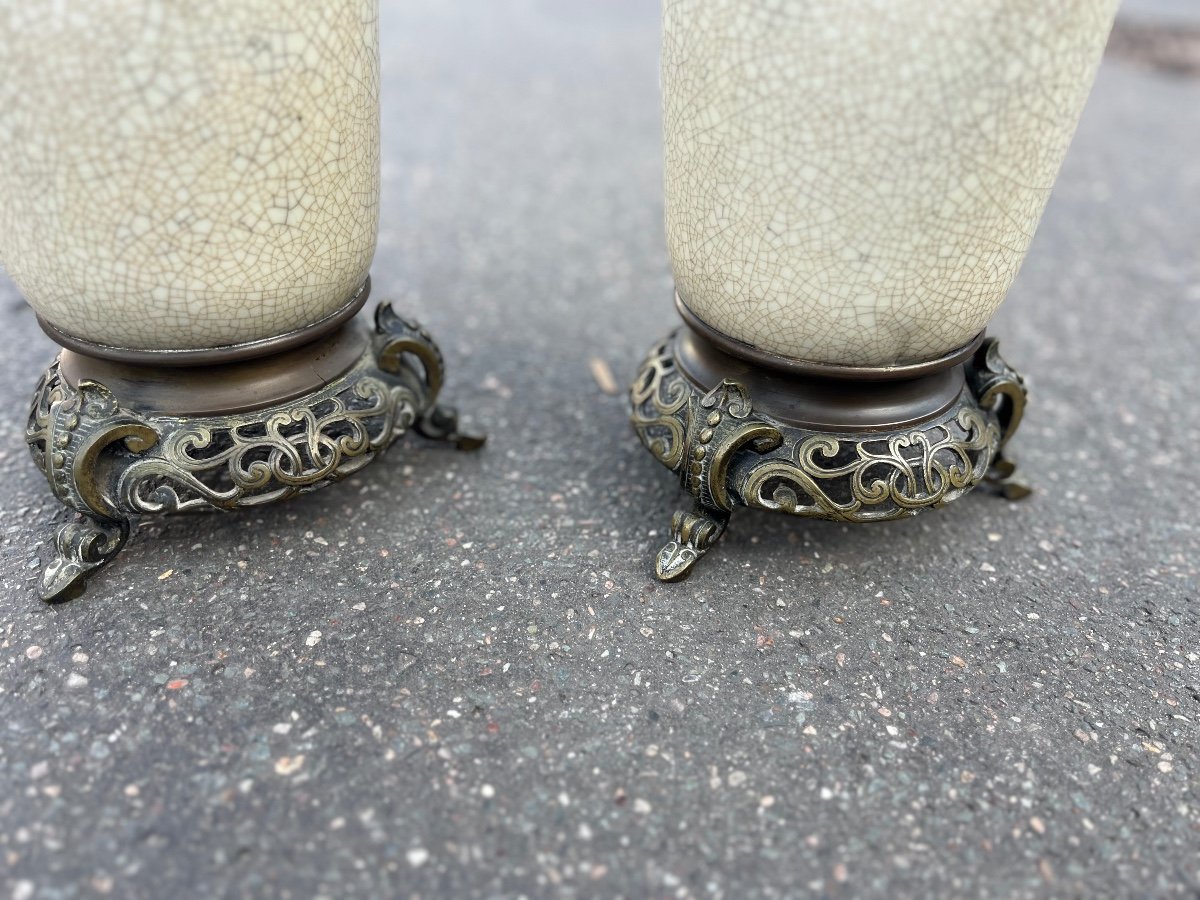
663 0 1117 367
0 0 380 352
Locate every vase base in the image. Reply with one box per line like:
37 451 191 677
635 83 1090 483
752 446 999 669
26 302 484 601
630 325 1029 581
37 278 372 366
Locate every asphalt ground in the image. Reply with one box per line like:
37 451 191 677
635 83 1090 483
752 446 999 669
1 3 1197 897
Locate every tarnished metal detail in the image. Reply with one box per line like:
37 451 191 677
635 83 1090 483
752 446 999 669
26 303 482 601
631 333 1028 581
40 520 129 603
38 279 373 367
629 336 690 470
657 505 729 582
966 338 1032 500
413 404 487 451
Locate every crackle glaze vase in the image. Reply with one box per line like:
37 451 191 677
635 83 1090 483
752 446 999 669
663 0 1118 367
631 0 1119 581
6 0 489 605
0 0 380 355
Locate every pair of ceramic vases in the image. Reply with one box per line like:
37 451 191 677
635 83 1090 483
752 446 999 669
0 1 1118 599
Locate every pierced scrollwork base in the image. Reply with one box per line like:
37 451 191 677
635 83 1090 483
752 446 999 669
26 303 484 601
631 331 1029 581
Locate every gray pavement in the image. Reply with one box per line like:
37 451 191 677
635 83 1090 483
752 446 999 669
1121 0 1200 27
1 3 1198 898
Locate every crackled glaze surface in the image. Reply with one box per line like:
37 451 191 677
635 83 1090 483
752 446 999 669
663 0 1116 367
0 0 379 352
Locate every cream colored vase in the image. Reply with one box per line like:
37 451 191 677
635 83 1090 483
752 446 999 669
664 0 1118 367
9 0 482 604
631 0 1118 582
0 0 380 354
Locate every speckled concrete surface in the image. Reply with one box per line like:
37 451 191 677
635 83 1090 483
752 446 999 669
1 3 1198 898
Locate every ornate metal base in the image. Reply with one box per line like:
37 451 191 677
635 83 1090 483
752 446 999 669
26 303 484 601
630 325 1028 581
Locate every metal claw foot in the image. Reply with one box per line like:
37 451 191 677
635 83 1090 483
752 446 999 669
415 403 487 451
25 299 479 602
985 450 1033 501
656 505 729 581
41 518 129 602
